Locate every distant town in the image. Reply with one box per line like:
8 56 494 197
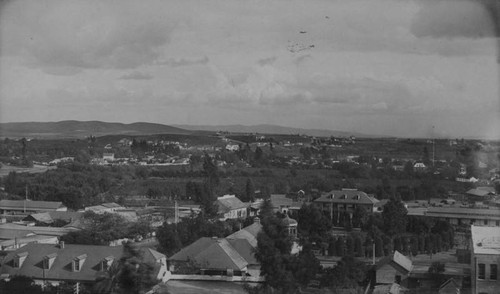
0 122 499 294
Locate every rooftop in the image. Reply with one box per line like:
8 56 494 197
169 237 248 271
314 189 379 205
0 200 65 211
0 243 124 282
466 188 495 197
215 195 247 214
471 225 500 255
425 207 500 219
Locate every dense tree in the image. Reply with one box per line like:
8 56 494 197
354 235 364 257
288 243 322 286
381 198 408 237
94 243 157 294
321 256 368 291
255 200 298 293
244 178 256 202
352 205 368 228
0 276 47 294
428 261 447 288
61 211 151 246
335 236 346 257
296 204 330 240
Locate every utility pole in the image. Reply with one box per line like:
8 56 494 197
24 185 28 213
432 125 435 168
372 242 375 265
174 200 179 225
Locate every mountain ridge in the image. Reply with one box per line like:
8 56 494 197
0 121 191 138
172 124 375 137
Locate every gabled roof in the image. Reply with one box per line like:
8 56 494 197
376 250 413 274
227 238 258 265
477 186 496 193
101 203 122 209
466 188 494 197
169 237 248 271
25 212 53 223
270 194 293 207
215 195 247 214
0 200 65 210
314 189 379 205
142 248 166 264
226 221 262 248
0 223 79 237
439 278 461 293
0 243 124 282
24 211 84 224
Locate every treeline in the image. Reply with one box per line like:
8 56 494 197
1 163 142 209
252 200 369 293
60 211 153 245
155 214 244 256
295 199 455 259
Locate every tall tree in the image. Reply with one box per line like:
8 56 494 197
245 178 256 202
381 198 408 237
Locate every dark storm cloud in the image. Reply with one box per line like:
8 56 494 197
410 0 497 39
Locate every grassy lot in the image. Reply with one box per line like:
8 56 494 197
0 164 56 177
157 280 249 294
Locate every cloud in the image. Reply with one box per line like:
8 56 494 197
156 56 209 67
257 56 277 66
119 71 153 80
410 0 497 39
1 0 178 70
41 66 82 76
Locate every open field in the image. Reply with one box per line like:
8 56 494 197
157 280 249 294
0 164 56 177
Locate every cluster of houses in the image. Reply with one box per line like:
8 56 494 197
1 184 500 292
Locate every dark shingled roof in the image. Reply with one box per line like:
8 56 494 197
314 189 379 205
0 243 124 282
169 237 248 271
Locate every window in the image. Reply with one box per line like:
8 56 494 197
74 260 80 272
496 221 499 226
478 263 486 280
491 264 497 280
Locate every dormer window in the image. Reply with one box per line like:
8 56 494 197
100 256 114 271
43 253 57 270
72 254 87 272
13 252 28 268
355 195 360 200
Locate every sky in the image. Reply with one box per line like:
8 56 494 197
0 0 499 139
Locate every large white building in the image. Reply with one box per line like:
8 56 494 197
470 225 500 294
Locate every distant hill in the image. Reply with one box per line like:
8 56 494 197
173 124 376 138
0 121 191 138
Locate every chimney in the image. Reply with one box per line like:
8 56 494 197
59 241 65 249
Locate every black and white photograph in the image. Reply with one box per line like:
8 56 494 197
0 0 499 293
